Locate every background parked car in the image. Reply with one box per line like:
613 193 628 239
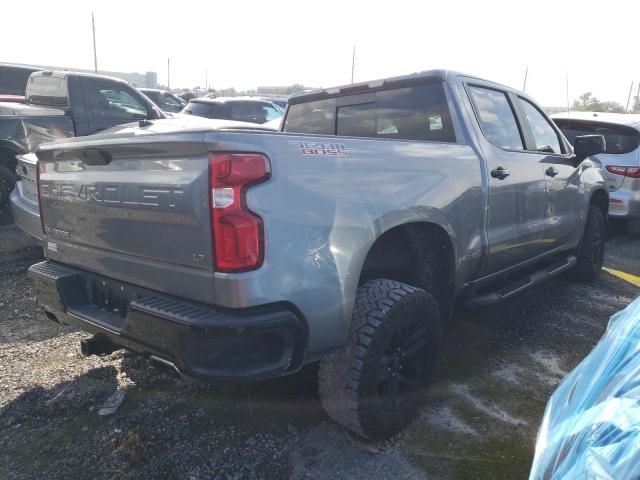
553 112 640 237
0 63 41 96
182 97 283 124
177 91 197 102
139 88 186 113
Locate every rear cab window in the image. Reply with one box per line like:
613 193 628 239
284 83 456 143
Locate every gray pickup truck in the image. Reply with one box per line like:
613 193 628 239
29 70 608 440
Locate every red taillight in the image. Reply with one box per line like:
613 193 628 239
209 153 270 272
606 165 640 178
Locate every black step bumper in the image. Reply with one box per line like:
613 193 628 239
29 261 307 383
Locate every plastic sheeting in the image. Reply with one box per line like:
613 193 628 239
530 296 640 480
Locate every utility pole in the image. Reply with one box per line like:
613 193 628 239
167 58 170 90
566 72 570 116
351 45 356 84
92 13 98 73
205 69 208 91
522 66 528 92
626 80 634 112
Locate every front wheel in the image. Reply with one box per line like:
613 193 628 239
569 206 606 282
318 279 441 440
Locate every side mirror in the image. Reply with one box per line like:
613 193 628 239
573 134 606 165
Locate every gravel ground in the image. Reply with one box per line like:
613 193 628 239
0 222 639 479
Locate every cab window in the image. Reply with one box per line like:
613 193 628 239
468 86 524 150
518 98 563 154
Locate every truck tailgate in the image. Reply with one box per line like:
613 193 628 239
37 132 216 304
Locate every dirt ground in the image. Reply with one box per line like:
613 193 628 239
0 222 638 480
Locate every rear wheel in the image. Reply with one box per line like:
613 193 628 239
569 205 606 282
0 164 15 224
318 279 441 440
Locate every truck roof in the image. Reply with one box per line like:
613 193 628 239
288 69 510 104
30 70 131 85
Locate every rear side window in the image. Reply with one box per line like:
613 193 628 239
469 86 523 150
518 98 562 153
554 119 640 155
26 75 69 107
285 83 456 142
183 102 227 118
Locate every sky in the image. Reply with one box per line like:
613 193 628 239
3 0 639 107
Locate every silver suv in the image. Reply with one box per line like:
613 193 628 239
553 112 640 236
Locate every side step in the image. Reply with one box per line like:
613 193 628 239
464 255 577 308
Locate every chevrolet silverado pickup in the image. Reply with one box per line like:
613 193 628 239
0 70 164 226
29 70 609 439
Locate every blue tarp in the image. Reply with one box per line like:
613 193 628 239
530 296 640 480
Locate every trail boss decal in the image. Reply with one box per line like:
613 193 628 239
291 141 351 156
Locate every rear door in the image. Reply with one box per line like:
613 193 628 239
466 83 548 274
514 98 582 249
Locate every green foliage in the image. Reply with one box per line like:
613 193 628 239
572 92 625 113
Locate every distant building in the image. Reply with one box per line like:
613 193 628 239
8 62 158 88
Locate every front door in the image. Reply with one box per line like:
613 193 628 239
466 84 548 274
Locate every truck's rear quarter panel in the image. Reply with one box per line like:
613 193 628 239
205 131 484 352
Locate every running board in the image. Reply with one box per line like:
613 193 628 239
464 255 577 308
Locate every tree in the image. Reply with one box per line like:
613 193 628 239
572 92 625 113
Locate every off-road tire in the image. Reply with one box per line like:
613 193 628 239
0 164 16 224
569 205 606 282
625 219 640 238
318 279 441 440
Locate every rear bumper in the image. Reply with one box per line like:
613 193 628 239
10 188 43 241
29 261 307 383
609 184 640 219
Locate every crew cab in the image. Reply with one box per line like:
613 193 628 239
29 70 608 440
0 70 164 230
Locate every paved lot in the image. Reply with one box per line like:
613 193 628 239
0 223 638 479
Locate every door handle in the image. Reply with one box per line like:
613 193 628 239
491 167 510 180
545 166 560 177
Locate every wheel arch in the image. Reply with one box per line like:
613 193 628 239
589 187 609 217
356 221 457 321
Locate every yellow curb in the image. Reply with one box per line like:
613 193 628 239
603 267 640 288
